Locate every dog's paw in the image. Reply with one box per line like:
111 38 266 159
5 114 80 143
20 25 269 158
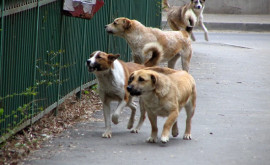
183 134 192 140
102 132 112 138
146 137 158 143
127 120 134 130
161 136 169 143
111 114 119 125
130 129 139 133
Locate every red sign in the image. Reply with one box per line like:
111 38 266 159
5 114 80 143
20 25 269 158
63 0 104 19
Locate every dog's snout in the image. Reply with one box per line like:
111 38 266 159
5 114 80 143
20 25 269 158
105 25 108 29
86 60 91 66
127 85 133 92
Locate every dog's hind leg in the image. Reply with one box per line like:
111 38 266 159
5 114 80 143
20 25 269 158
161 110 179 143
131 99 146 133
180 49 192 72
168 53 181 69
112 100 127 125
183 93 196 140
102 100 112 138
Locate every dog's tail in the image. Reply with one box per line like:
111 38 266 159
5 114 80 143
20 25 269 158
163 0 170 11
185 9 197 34
143 42 164 67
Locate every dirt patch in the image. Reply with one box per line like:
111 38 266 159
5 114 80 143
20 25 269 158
0 88 102 165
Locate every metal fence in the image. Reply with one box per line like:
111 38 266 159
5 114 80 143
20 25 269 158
0 0 161 143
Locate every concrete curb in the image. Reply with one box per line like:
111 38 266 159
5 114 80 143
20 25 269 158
161 21 270 32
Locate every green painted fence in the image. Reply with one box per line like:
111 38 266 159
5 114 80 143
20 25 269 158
0 0 161 143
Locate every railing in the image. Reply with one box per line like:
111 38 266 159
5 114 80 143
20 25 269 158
0 0 161 143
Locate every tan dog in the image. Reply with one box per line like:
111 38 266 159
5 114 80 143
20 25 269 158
163 0 209 41
105 17 193 72
127 67 196 143
86 51 146 138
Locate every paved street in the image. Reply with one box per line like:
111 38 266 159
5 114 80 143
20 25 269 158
23 32 270 165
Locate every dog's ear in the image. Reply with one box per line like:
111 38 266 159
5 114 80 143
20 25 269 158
108 54 120 62
123 19 131 30
128 73 134 84
153 74 170 97
150 74 157 84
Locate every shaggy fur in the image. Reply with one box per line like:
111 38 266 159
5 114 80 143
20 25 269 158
105 17 193 72
127 67 197 143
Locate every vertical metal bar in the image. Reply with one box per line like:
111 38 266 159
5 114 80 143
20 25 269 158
127 0 131 61
106 0 113 53
0 0 4 85
145 0 149 26
79 20 87 99
55 8 65 116
0 0 5 137
31 0 40 124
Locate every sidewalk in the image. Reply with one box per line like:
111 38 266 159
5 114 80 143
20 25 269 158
161 12 270 31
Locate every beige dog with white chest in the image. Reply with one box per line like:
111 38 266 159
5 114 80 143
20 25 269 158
105 17 193 72
86 51 146 138
127 67 196 143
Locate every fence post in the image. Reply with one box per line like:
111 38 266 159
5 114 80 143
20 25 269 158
106 0 113 53
0 0 5 138
0 0 4 87
127 0 131 61
79 20 88 99
145 0 149 26
31 0 40 124
55 7 65 116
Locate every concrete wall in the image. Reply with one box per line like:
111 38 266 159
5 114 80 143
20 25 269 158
166 0 270 14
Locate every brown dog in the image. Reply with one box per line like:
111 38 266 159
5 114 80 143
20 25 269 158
127 67 196 143
105 17 193 72
163 0 209 41
86 51 146 138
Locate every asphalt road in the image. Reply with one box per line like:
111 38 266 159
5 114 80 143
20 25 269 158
23 32 270 165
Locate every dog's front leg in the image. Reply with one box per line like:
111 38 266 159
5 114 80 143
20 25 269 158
127 100 137 130
112 100 127 125
161 110 179 143
102 102 112 138
131 99 146 133
147 110 158 143
199 16 209 41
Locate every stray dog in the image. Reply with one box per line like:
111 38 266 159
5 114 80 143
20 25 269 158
105 17 193 72
86 51 146 138
163 0 209 41
127 67 196 143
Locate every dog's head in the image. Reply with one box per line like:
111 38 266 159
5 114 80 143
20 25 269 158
191 0 205 10
127 69 170 97
127 70 156 96
86 51 120 72
105 17 132 36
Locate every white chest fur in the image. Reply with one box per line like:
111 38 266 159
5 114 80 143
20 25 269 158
95 60 126 99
